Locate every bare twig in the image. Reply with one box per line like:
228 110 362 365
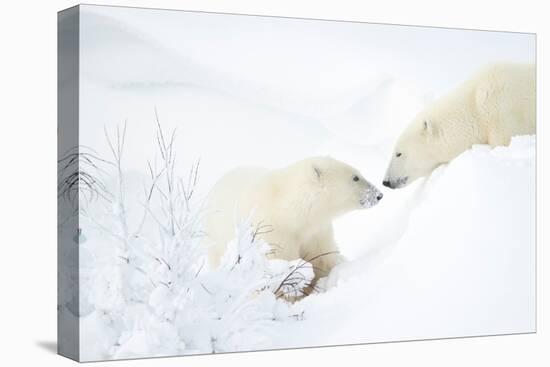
273 251 339 299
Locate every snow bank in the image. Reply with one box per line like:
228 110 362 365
269 136 535 348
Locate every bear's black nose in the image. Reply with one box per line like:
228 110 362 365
377 193 383 201
382 180 391 188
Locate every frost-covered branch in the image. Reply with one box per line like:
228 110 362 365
66 115 311 360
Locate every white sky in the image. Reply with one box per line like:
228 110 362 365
80 5 535 104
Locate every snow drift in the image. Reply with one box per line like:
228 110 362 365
268 135 535 349
69 133 535 360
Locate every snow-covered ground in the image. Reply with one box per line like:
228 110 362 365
65 5 536 361
271 136 535 348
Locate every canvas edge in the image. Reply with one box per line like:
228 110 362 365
57 4 80 362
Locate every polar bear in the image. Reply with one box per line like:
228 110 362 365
203 156 383 286
383 63 535 189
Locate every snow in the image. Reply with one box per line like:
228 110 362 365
60 5 536 361
270 136 535 348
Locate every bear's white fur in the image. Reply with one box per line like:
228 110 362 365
384 63 535 189
203 157 382 283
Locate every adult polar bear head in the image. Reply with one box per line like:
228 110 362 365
383 63 535 189
382 104 472 189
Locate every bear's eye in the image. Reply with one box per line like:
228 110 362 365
353 175 360 182
396 152 402 158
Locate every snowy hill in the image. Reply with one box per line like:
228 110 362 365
270 136 535 348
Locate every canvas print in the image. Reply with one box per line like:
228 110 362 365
57 5 536 362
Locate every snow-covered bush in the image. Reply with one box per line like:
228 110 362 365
59 117 312 361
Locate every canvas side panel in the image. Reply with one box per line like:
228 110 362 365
57 5 80 362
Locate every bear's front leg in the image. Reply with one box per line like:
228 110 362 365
310 249 346 282
301 234 346 295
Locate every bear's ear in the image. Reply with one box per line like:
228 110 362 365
313 165 322 181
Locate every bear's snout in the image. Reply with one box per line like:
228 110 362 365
359 184 383 208
382 176 408 189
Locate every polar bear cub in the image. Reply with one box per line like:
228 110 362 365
203 157 383 285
